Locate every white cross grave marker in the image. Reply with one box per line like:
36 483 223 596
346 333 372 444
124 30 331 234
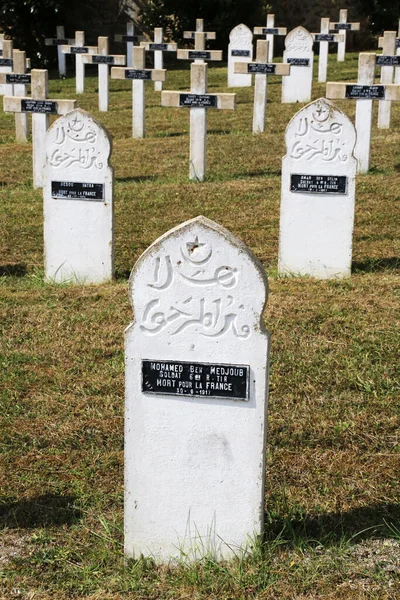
3 69 77 188
282 27 314 103
330 9 360 62
0 50 30 142
253 14 287 63
161 59 235 181
378 20 400 84
45 26 74 77
326 53 400 173
234 40 290 133
125 215 270 562
140 28 177 91
279 98 357 279
375 30 398 128
61 32 98 94
115 22 136 67
0 40 13 96
111 46 166 138
227 23 253 88
43 108 114 284
184 18 216 45
312 18 344 83
81 37 125 112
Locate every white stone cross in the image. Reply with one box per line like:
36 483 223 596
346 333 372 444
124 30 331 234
312 18 344 82
227 23 253 87
124 215 269 563
234 40 290 133
43 108 114 284
378 20 400 85
178 31 222 64
282 27 314 103
61 32 98 94
45 26 74 77
330 9 360 62
183 18 216 45
279 98 357 279
0 50 30 142
111 46 166 138
253 14 287 62
0 40 14 96
326 53 400 173
3 69 77 188
376 30 399 128
115 22 137 67
161 62 235 181
81 37 125 112
140 28 177 91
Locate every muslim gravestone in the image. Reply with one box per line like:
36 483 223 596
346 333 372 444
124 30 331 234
43 108 113 283
227 23 253 88
125 215 270 562
282 27 314 103
279 98 357 278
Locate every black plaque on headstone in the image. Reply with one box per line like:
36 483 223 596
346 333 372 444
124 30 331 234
0 58 13 67
142 360 250 400
92 55 114 64
345 84 385 99
188 51 211 60
287 58 310 66
51 181 104 201
71 47 89 54
52 39 68 45
125 69 152 80
248 63 276 74
6 73 31 84
149 43 168 51
122 35 137 42
262 28 279 35
333 23 352 30
231 49 251 57
290 174 348 194
21 99 57 114
376 55 400 66
315 34 335 42
179 93 217 108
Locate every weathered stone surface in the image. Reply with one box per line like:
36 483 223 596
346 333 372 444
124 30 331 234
282 26 314 103
228 24 253 87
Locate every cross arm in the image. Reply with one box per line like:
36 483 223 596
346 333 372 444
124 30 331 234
111 67 166 81
312 33 344 42
234 62 290 75
61 45 98 54
3 96 77 114
177 49 222 61
161 90 236 110
330 22 360 31
81 55 126 65
140 42 177 52
253 26 286 35
0 72 31 84
183 31 216 40
326 82 400 101
45 38 75 45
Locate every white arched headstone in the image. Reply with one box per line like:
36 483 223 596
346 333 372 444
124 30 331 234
282 26 314 103
125 216 270 562
279 98 357 278
43 108 114 283
228 23 253 87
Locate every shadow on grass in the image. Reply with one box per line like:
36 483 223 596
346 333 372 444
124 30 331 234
229 168 281 179
265 502 400 547
352 257 400 273
152 131 187 138
0 264 27 277
116 175 157 183
0 494 82 529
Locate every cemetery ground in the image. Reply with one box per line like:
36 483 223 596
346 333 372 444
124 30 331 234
1 53 399 599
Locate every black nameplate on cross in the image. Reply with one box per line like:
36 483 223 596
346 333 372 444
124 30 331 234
334 23 352 30
231 49 251 57
142 359 249 400
122 35 137 42
52 39 68 45
248 63 276 74
51 181 104 201
290 174 348 194
149 43 168 51
287 58 310 66
345 84 385 99
376 55 400 66
262 28 279 35
6 73 31 84
315 34 335 42
92 55 115 64
21 99 58 114
0 58 13 67
70 47 89 54
179 93 218 107
396 39 400 49
188 51 211 60
125 69 152 80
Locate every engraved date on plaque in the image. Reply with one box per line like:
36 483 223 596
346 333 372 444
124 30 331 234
142 360 249 400
51 181 104 201
290 174 348 194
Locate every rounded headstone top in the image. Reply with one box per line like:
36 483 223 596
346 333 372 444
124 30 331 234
229 23 253 46
285 26 313 52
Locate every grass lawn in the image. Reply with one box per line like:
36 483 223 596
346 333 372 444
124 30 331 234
1 53 399 599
